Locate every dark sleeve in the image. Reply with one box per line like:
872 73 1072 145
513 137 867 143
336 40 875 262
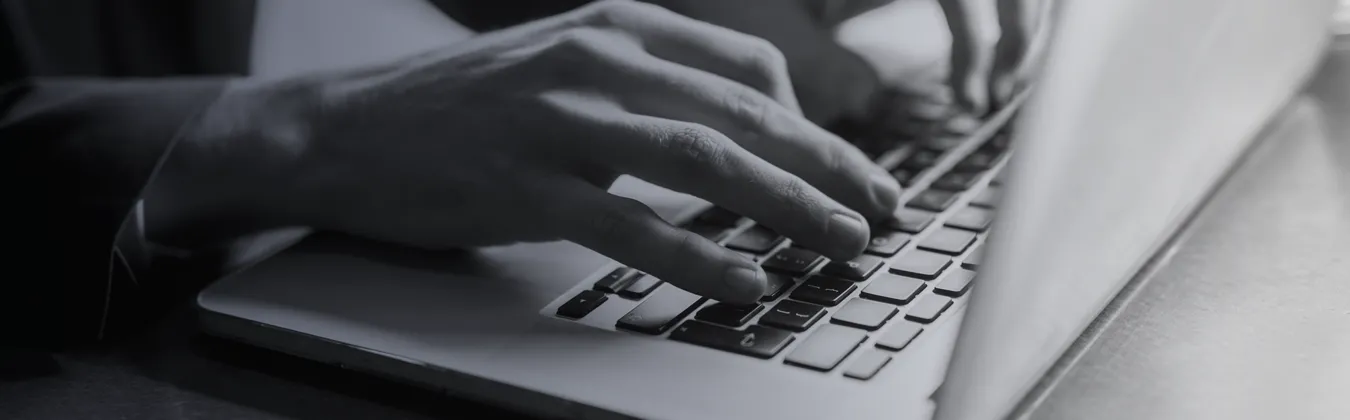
427 0 592 31
0 77 228 351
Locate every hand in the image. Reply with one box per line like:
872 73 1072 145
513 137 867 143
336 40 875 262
938 0 1055 116
156 0 901 304
645 0 899 126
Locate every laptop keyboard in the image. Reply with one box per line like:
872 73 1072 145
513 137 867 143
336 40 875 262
548 121 1012 381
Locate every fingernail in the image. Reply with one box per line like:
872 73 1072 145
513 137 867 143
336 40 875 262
947 114 981 134
829 212 870 254
724 265 765 303
869 172 902 213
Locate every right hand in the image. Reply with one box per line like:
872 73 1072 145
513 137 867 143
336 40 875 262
186 0 901 304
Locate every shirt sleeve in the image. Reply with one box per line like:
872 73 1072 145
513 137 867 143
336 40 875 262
0 77 229 351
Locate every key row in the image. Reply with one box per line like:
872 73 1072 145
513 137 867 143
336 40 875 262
667 297 947 379
561 232 982 323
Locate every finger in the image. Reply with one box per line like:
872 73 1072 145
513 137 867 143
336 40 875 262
1012 0 1057 90
576 0 803 115
874 87 983 137
555 34 900 222
989 0 1042 107
542 89 872 260
937 0 998 116
628 116 871 261
546 177 766 304
811 0 900 27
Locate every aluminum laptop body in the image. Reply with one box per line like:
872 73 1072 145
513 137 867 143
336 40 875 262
196 1 1337 419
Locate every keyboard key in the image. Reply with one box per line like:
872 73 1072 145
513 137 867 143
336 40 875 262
725 225 785 254
594 267 640 294
891 168 921 187
865 231 911 257
889 250 952 280
961 245 984 269
819 254 885 281
843 349 893 380
861 273 927 305
695 206 743 227
556 290 608 319
908 190 959 212
904 296 953 324
921 135 966 152
670 321 795 359
934 270 976 297
762 247 824 277
790 276 857 306
970 187 1000 208
875 321 924 351
831 299 898 331
945 207 994 232
760 300 826 332
687 223 730 242
988 132 1011 149
618 274 662 299
761 272 796 302
784 324 868 372
932 172 982 191
696 303 764 327
616 284 707 334
885 208 937 234
918 228 977 256
897 149 943 171
954 150 1000 172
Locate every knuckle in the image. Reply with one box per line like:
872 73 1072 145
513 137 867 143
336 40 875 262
585 0 642 26
744 37 789 81
822 141 848 172
553 27 608 55
663 125 729 173
725 88 774 131
777 176 816 210
544 28 619 72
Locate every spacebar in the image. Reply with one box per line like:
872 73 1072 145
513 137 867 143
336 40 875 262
616 284 706 334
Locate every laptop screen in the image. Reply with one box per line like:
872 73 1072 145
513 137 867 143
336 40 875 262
934 1 1338 419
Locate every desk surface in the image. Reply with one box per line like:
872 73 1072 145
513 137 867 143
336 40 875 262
5 38 1349 420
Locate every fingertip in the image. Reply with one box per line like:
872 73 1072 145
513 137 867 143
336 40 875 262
867 171 903 216
722 264 766 304
825 211 871 261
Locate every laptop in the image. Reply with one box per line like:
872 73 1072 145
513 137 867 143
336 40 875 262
195 0 1338 419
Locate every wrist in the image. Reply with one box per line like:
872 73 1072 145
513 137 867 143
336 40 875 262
143 77 325 247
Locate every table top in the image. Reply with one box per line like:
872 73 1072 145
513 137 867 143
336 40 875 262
5 37 1348 420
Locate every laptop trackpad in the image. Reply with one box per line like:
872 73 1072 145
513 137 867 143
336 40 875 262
198 176 703 363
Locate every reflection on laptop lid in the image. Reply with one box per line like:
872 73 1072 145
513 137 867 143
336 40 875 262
936 0 1338 419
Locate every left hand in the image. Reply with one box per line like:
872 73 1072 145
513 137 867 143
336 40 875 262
645 0 898 126
938 0 1055 116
